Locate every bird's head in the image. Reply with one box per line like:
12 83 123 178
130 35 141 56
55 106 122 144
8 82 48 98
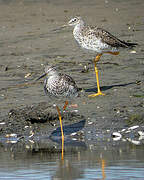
44 65 57 75
36 65 57 81
68 16 83 26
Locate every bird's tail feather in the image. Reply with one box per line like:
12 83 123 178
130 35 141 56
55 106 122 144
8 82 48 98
122 41 138 48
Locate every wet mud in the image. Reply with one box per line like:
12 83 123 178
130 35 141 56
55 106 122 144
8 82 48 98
0 101 85 136
0 0 144 146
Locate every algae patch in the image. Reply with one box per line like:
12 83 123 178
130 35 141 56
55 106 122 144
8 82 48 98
126 114 144 126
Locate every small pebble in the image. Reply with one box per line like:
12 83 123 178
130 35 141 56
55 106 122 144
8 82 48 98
6 140 17 144
71 109 78 113
25 126 29 128
128 125 139 130
0 122 5 125
71 132 77 136
113 136 121 141
117 110 120 114
25 145 30 149
127 139 140 145
29 131 34 138
138 131 144 136
125 130 131 133
130 50 136 54
112 132 122 138
29 140 35 144
88 121 93 125
120 128 126 132
25 73 31 78
72 138 77 141
5 133 17 138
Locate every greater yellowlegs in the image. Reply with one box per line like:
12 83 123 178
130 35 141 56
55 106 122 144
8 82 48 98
36 65 79 159
68 16 137 97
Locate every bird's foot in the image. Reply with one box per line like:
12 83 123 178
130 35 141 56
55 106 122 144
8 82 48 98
88 92 105 97
107 51 119 55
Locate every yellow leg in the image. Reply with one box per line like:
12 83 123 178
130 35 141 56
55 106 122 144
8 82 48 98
61 134 64 161
88 54 105 97
88 52 119 97
56 106 64 160
63 101 68 111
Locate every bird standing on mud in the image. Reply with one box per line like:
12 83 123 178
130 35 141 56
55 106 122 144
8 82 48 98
36 65 79 159
68 16 137 97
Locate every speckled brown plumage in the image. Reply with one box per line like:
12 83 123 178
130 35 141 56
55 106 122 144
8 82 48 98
68 16 137 54
82 26 137 48
44 71 79 99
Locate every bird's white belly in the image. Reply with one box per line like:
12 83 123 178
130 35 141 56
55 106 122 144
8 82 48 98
82 38 109 52
74 32 118 54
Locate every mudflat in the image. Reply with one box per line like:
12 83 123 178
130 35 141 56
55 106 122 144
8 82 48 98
0 0 143 138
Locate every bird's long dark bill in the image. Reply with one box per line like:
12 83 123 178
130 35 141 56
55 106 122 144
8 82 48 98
52 24 67 32
35 73 47 81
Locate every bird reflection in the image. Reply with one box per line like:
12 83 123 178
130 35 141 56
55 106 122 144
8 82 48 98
50 119 86 160
101 159 106 180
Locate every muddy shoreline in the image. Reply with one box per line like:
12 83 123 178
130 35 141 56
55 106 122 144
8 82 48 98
0 1 144 143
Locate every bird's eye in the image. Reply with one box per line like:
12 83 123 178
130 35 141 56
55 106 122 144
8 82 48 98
73 18 77 22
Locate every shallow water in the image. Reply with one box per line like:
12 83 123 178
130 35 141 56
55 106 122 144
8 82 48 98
0 0 144 179
0 139 144 179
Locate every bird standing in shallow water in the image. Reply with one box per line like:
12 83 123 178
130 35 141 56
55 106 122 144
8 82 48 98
68 16 137 97
36 65 79 159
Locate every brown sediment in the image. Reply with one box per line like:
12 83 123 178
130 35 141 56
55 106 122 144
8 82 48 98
0 0 143 139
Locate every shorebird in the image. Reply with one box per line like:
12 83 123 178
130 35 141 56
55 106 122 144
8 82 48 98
68 16 137 97
36 65 79 159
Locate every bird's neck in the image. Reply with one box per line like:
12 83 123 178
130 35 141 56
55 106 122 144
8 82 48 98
48 71 58 77
73 22 85 38
75 21 85 31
